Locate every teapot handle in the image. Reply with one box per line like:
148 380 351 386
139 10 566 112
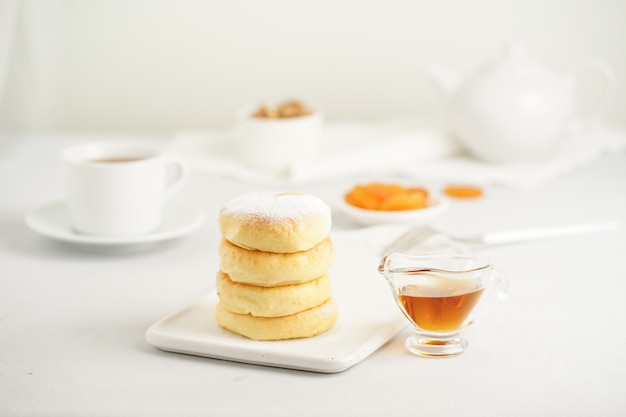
571 59 616 124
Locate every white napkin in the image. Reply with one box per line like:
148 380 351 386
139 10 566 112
166 120 626 189
166 120 460 185
404 122 626 189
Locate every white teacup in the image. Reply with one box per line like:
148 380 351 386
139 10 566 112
236 104 322 175
62 142 188 235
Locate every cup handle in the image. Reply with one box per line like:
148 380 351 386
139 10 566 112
162 155 189 202
571 59 616 123
464 269 508 328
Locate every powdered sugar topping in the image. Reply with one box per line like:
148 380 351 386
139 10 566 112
220 191 331 222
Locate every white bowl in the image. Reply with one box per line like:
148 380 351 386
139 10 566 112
235 104 323 175
337 191 450 226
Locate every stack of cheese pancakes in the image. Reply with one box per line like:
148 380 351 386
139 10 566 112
216 191 338 340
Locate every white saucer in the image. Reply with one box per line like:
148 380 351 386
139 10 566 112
24 201 206 246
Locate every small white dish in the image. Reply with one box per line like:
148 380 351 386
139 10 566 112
24 201 205 246
146 229 407 373
236 103 323 175
338 192 450 227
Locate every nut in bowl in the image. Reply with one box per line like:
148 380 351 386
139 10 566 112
236 100 323 176
339 182 449 226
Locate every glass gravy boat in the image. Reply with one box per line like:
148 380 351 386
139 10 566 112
378 253 508 357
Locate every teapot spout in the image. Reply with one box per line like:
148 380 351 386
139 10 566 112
418 64 460 98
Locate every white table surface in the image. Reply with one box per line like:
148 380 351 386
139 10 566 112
1 134 625 417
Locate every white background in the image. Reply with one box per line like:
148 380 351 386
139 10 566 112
1 0 625 133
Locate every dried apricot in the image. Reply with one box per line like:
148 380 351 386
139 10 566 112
345 185 379 209
380 191 427 210
443 185 483 199
366 183 402 205
344 182 429 211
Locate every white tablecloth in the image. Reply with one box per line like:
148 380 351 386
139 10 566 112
1 133 625 417
168 120 626 188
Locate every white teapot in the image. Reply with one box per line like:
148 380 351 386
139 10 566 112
421 44 616 163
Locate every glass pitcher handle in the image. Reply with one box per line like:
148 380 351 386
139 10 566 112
464 269 508 328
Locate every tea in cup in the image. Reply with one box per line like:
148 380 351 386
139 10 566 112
378 253 508 357
62 142 188 235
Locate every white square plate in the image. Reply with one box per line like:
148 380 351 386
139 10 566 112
145 227 408 373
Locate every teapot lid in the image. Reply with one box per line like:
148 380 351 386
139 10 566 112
481 43 556 79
